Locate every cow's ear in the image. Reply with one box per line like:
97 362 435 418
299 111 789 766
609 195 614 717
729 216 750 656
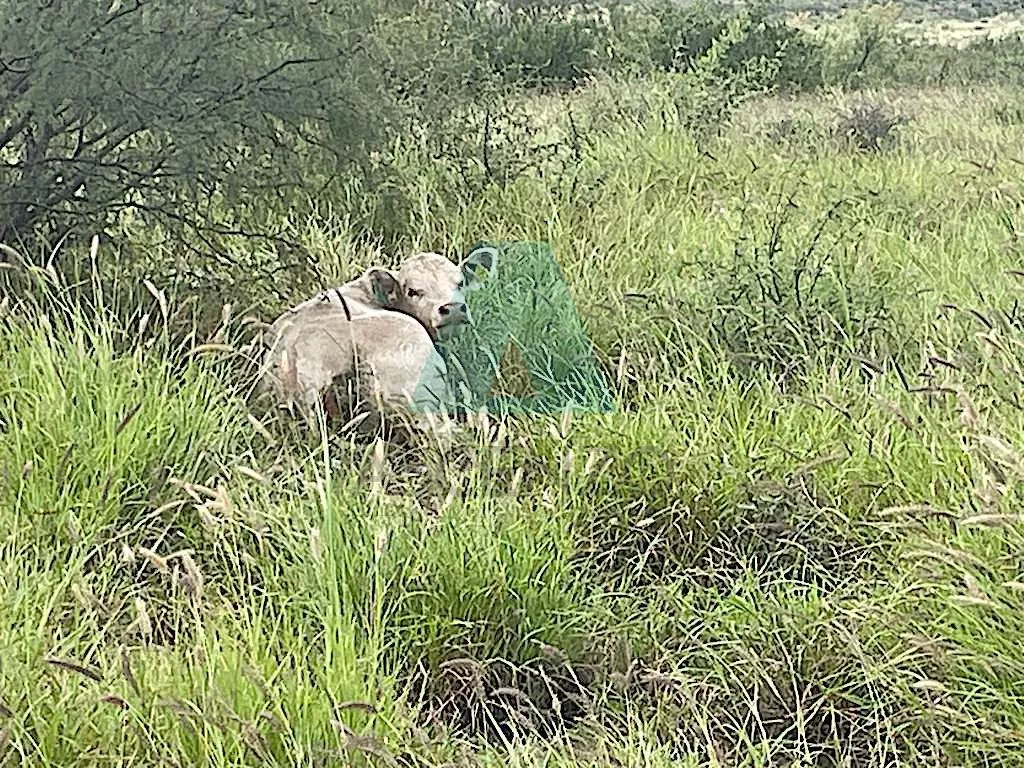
459 245 498 291
367 268 401 307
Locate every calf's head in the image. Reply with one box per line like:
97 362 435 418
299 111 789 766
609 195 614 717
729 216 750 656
391 248 497 340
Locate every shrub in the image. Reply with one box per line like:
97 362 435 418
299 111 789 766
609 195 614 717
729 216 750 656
470 2 610 89
689 181 904 385
668 11 787 146
814 4 906 88
627 0 825 90
0 0 493 286
637 0 732 72
834 100 910 152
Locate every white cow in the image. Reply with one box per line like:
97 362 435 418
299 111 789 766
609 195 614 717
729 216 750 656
282 250 497 341
251 248 498 437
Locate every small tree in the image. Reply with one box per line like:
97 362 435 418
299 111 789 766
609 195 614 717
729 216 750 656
0 0 487 290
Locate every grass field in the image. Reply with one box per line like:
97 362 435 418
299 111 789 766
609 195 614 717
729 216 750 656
3 70 1024 767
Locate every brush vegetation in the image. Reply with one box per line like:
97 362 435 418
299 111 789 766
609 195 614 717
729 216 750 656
3 1 1024 766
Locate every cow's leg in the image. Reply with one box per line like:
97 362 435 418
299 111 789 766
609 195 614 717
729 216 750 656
322 388 341 421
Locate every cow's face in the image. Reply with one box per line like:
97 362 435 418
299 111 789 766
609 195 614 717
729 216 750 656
394 248 497 340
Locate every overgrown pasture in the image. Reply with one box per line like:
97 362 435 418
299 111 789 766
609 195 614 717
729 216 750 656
3 2 1024 767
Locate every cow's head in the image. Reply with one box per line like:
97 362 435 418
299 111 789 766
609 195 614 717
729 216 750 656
391 248 498 341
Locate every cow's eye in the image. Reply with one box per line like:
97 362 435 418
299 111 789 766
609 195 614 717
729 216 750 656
407 287 422 298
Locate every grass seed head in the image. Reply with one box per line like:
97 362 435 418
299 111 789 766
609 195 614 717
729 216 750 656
560 447 575 476
368 442 388 496
137 547 169 574
179 551 204 598
956 386 980 429
510 467 524 497
134 597 153 639
976 435 1023 473
309 526 323 562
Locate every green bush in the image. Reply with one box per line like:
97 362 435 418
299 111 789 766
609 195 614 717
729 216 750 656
471 3 609 89
834 100 910 151
689 182 906 385
666 11 790 146
625 0 825 90
0 0 494 284
812 5 1024 89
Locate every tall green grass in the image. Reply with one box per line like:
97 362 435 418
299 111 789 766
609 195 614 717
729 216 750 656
4 79 1024 766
